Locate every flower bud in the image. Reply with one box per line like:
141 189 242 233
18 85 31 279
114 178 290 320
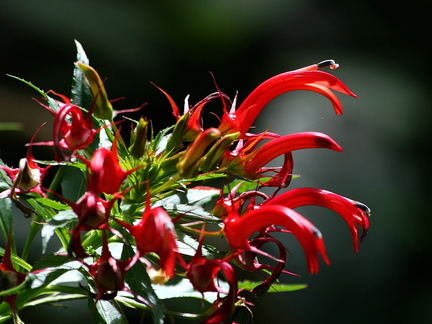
129 117 149 158
13 158 41 192
77 63 113 120
176 128 221 178
200 132 240 172
165 112 190 152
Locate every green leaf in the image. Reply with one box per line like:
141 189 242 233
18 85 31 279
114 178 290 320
0 247 32 271
41 210 77 253
15 269 69 309
0 196 13 242
152 278 221 303
121 245 164 324
153 187 220 222
6 75 59 112
31 254 73 271
23 291 86 308
90 299 129 324
60 165 86 202
238 280 308 292
25 198 70 255
15 260 84 310
33 197 70 210
176 232 224 259
0 280 26 297
71 40 92 109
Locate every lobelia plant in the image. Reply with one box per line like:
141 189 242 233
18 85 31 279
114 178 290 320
0 40 370 324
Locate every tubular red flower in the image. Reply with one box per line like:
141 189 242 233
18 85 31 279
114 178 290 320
187 244 238 324
79 133 141 195
219 63 357 135
235 131 341 178
266 188 371 250
67 192 117 258
87 232 131 300
116 206 180 278
235 234 291 297
51 105 96 161
224 205 330 274
33 92 98 161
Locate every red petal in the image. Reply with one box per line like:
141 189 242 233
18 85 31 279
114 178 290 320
224 205 329 274
245 132 342 174
267 188 370 251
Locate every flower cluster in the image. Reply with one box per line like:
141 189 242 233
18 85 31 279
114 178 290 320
0 42 370 324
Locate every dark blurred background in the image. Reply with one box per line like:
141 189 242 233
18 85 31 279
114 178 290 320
0 1 430 323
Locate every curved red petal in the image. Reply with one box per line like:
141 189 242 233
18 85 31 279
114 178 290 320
233 70 356 134
245 132 342 174
267 187 370 251
224 205 329 274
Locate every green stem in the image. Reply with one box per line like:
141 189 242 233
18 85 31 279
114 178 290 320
150 174 182 197
47 165 66 199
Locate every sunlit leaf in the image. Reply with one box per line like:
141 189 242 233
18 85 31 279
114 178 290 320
41 210 77 253
6 75 59 112
122 245 164 324
71 40 92 109
91 299 128 324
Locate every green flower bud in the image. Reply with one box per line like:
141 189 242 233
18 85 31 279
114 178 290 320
77 63 113 120
176 128 221 178
129 117 149 159
200 132 240 172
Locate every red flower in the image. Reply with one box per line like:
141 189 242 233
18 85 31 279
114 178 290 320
34 91 99 161
221 131 342 183
0 126 49 199
219 60 357 136
87 231 132 300
223 205 330 274
65 192 119 258
235 234 292 297
78 132 140 195
187 243 238 324
266 187 371 251
116 204 181 278
0 126 50 215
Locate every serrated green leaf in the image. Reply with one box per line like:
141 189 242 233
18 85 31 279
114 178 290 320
153 187 220 222
7 75 59 112
71 40 92 109
121 245 164 324
31 254 74 271
41 210 77 253
33 197 70 211
176 232 223 259
90 299 128 324
15 268 71 309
